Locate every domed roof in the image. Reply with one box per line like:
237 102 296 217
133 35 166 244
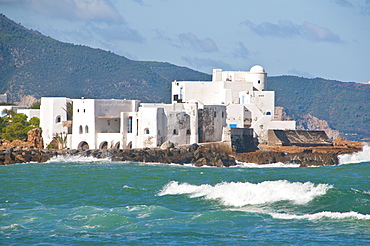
250 65 265 73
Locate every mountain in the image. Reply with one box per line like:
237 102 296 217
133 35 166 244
1 14 369 141
0 14 210 103
267 76 370 141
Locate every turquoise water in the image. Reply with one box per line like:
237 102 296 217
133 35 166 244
1 147 370 245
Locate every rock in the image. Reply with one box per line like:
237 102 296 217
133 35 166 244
186 143 199 152
160 141 175 150
27 128 43 149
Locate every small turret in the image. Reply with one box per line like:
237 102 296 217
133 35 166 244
249 65 267 91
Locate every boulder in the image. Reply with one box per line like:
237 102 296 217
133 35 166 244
160 141 175 150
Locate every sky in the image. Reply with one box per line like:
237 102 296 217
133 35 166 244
1 0 370 83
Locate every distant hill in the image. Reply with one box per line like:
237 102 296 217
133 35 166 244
0 14 210 103
0 14 368 141
267 76 369 141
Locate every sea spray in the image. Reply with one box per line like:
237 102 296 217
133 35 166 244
158 180 333 206
338 144 370 164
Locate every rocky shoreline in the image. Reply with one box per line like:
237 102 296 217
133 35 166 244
0 139 366 167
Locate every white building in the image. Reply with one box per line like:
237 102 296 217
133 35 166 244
39 65 294 149
40 97 226 149
172 65 295 140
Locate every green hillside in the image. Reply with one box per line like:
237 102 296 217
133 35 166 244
0 14 210 103
267 76 370 141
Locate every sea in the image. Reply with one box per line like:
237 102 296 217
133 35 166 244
1 146 370 245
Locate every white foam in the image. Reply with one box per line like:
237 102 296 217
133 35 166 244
47 155 111 163
338 144 370 164
270 211 370 220
236 162 300 168
158 180 332 207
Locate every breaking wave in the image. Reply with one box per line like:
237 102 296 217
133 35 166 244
338 145 370 164
158 180 332 207
270 211 370 220
236 162 300 168
47 155 111 163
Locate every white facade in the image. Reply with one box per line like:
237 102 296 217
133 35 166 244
39 97 226 149
172 65 295 140
40 97 71 148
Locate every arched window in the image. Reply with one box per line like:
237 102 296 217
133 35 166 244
85 125 89 133
258 80 261 84
55 115 61 124
186 129 191 135
173 129 178 135
79 125 83 134
144 128 150 134
266 112 271 115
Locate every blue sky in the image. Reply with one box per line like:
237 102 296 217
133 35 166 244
1 0 369 83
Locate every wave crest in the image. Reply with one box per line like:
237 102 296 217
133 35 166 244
158 180 332 207
338 145 370 164
270 211 370 220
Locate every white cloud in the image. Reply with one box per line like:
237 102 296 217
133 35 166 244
232 42 250 59
178 32 219 53
2 0 123 23
243 20 343 43
182 56 231 71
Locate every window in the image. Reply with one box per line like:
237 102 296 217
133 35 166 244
77 109 80 113
222 111 225 118
214 111 217 118
79 125 83 134
83 109 86 113
258 80 261 84
186 129 191 135
266 112 271 115
128 117 133 133
144 128 150 134
173 129 178 135
55 115 61 124
85 125 89 133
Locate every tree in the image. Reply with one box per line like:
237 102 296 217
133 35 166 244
0 112 40 141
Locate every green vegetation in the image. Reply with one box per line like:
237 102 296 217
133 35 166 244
0 109 40 141
0 14 209 103
30 102 41 109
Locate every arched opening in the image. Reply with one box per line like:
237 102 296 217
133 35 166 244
85 125 89 133
114 142 120 149
55 115 61 124
144 128 150 134
79 125 83 134
78 141 89 150
266 111 271 115
99 141 108 150
186 129 191 135
127 141 132 149
173 129 178 135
